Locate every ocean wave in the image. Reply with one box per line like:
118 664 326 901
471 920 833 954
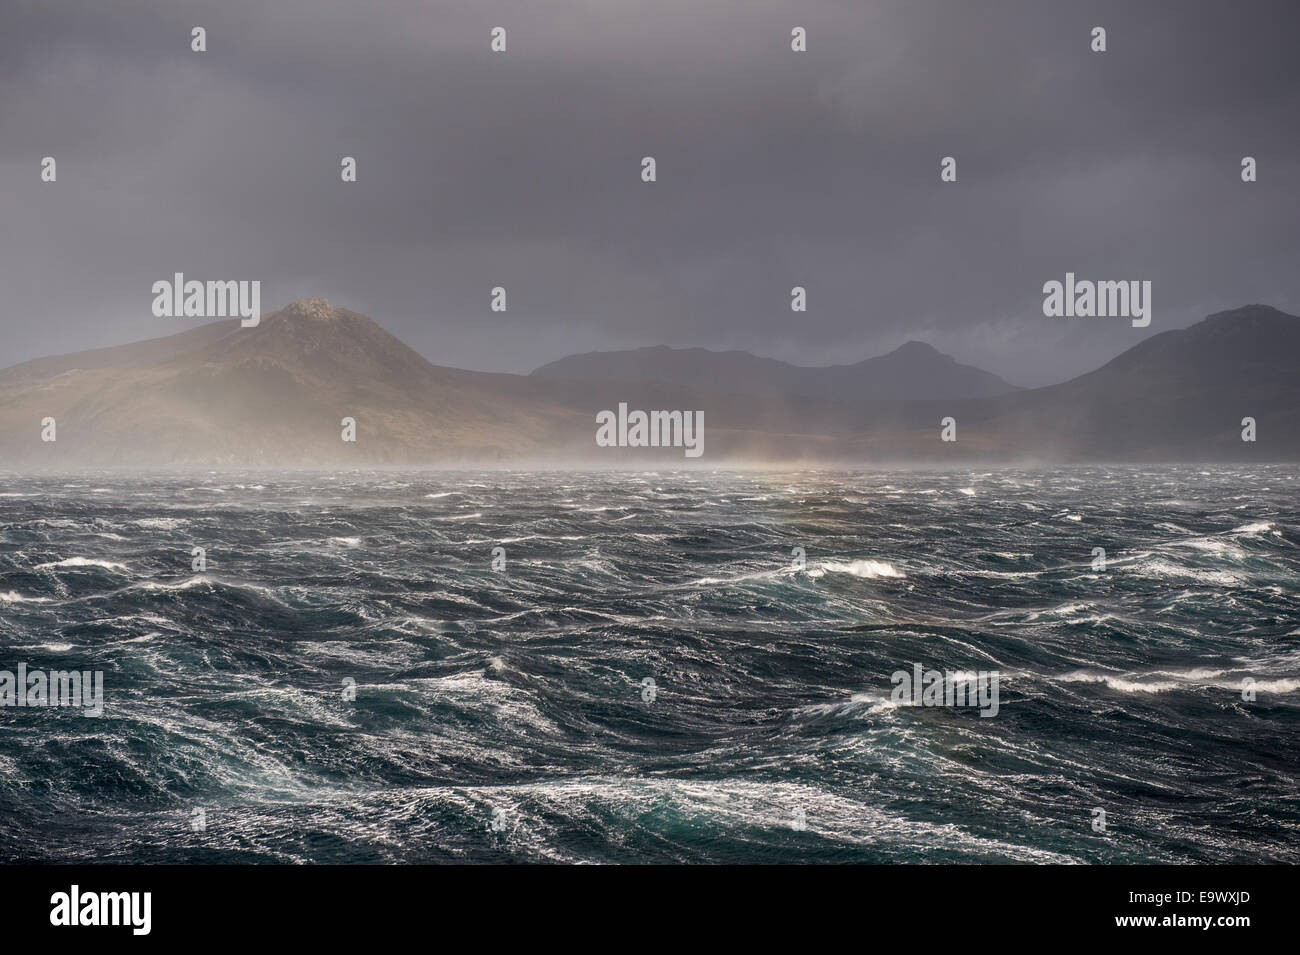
0 591 51 603
808 559 905 579
1055 668 1300 694
1130 557 1244 586
35 556 129 572
2 466 1298 864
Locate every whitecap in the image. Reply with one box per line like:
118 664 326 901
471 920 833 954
1056 668 1299 694
36 556 128 573
0 591 51 603
1232 521 1273 535
809 559 905 580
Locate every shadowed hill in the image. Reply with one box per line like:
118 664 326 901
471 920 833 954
951 304 1300 459
531 340 1021 401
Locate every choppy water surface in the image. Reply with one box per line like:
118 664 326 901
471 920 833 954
1 467 1297 863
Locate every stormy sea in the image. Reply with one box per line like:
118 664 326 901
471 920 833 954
1 467 1297 864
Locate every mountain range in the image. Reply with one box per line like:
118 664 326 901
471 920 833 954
0 298 1295 466
531 340 1020 402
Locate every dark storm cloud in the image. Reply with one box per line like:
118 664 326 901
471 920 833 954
3 0 1298 385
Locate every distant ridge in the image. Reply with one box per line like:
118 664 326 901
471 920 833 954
0 300 1297 465
531 340 1021 402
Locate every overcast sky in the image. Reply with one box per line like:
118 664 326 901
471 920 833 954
3 0 1297 386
